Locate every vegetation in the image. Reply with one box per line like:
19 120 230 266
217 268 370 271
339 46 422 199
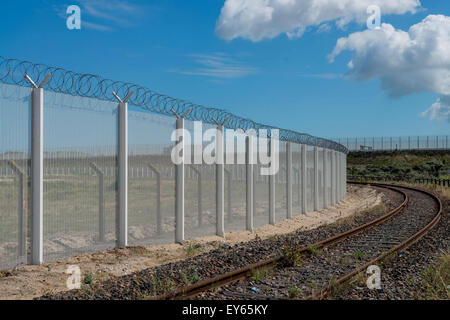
288 285 300 299
353 251 365 261
180 266 201 285
308 244 323 256
415 252 449 300
347 150 450 181
83 272 94 285
282 246 303 267
250 267 272 282
184 242 204 257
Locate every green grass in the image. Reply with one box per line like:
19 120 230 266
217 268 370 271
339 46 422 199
308 244 323 256
288 285 300 299
184 242 203 257
347 150 450 181
180 266 201 285
282 246 303 267
354 251 365 261
250 267 272 282
83 272 94 285
415 253 449 300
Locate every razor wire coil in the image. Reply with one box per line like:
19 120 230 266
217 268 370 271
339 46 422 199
0 56 348 153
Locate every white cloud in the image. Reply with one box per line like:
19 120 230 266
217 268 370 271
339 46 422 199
169 53 258 79
79 0 141 28
215 0 421 41
328 14 450 122
421 95 450 122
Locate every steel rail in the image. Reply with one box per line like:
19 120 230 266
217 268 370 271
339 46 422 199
310 182 443 300
154 182 410 300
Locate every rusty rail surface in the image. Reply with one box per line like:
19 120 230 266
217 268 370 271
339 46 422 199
155 182 417 300
310 182 443 299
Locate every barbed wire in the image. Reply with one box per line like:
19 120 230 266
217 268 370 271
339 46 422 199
0 56 348 153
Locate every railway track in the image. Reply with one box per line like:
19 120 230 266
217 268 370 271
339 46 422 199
156 182 442 300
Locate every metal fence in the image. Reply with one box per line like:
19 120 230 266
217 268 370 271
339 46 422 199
349 176 450 187
332 136 449 151
0 56 347 269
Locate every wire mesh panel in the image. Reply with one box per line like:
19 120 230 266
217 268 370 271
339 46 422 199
325 149 331 206
184 122 216 240
224 163 246 232
254 156 270 228
318 148 324 210
43 92 118 262
275 141 286 222
223 129 247 232
128 110 176 246
334 136 449 151
292 143 302 215
0 83 30 270
306 146 314 212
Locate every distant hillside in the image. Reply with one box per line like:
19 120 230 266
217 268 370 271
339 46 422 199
347 150 450 181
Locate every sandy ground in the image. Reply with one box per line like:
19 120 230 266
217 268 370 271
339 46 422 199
0 185 383 300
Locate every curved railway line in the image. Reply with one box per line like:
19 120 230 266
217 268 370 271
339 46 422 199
156 182 443 300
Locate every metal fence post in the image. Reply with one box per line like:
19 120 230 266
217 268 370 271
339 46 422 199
171 108 190 244
269 139 276 225
286 142 292 219
340 153 342 199
25 74 50 265
335 151 339 202
213 118 227 237
149 164 162 235
331 151 336 205
322 149 327 208
344 154 347 197
246 134 254 232
113 91 133 247
90 162 105 242
313 146 319 211
340 153 344 200
8 160 26 257
224 167 232 223
301 144 307 214
292 167 300 206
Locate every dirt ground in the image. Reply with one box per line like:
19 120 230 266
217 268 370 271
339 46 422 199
0 185 383 300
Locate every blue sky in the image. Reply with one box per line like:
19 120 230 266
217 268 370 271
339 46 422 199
0 0 449 139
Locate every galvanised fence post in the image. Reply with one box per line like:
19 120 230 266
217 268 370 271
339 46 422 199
286 142 292 219
25 74 50 265
323 149 327 208
301 144 307 213
224 167 232 223
171 108 190 244
331 151 336 205
313 146 319 211
269 139 276 225
214 120 225 238
246 133 254 232
113 91 133 247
